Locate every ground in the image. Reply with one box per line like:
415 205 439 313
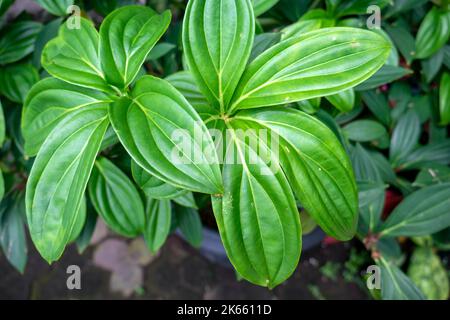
0 231 368 300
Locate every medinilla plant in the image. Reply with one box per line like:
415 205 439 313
22 0 391 287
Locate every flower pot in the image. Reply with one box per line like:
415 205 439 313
179 227 325 269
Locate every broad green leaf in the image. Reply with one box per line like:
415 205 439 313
407 247 449 300
297 9 335 28
235 108 358 240
385 0 428 18
252 0 279 16
415 7 450 60
0 0 13 18
378 258 425 300
146 42 176 61
172 192 197 208
75 203 97 254
384 23 416 64
131 159 186 199
0 63 39 103
399 140 450 170
357 180 386 234
334 0 390 17
389 110 420 168
88 157 145 237
355 65 412 91
280 20 322 40
380 183 450 237
413 164 450 188
109 76 223 194
350 143 382 182
421 49 444 83
370 150 397 184
32 18 63 69
325 89 355 112
42 18 112 93
68 196 87 242
35 0 73 16
175 204 203 248
144 197 171 253
183 0 255 112
93 0 119 16
343 120 387 142
165 71 213 119
296 97 321 114
361 90 391 126
212 118 301 288
26 106 109 263
0 21 42 65
0 194 28 273
229 28 390 112
440 72 450 125
22 78 113 157
444 45 450 69
99 6 171 90
250 33 281 62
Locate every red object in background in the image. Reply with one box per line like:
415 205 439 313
382 189 403 220
322 236 340 246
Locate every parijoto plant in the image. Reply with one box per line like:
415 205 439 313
20 0 392 288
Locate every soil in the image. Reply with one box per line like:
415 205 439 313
0 235 368 300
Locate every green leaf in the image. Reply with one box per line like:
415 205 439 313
440 72 450 125
183 0 255 112
229 28 390 112
281 20 322 40
378 257 425 300
343 120 387 142
35 0 74 16
361 90 391 126
413 164 450 188
68 196 87 243
380 183 450 237
407 247 449 300
296 97 321 114
0 63 39 103
334 0 390 17
26 106 109 263
22 78 113 157
357 180 386 234
385 0 428 18
399 140 450 170
109 76 223 194
146 42 176 61
172 192 197 209
0 21 42 65
235 108 358 240
99 6 171 90
212 118 301 287
325 89 355 112
252 0 279 16
42 18 112 93
0 194 28 273
389 110 420 168
75 202 97 254
415 7 450 60
175 204 203 248
421 49 444 83
165 71 213 119
144 197 171 253
384 23 416 64
88 157 145 237
355 65 412 91
131 159 186 199
250 33 281 62
0 0 13 18
350 143 382 182
32 18 63 69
